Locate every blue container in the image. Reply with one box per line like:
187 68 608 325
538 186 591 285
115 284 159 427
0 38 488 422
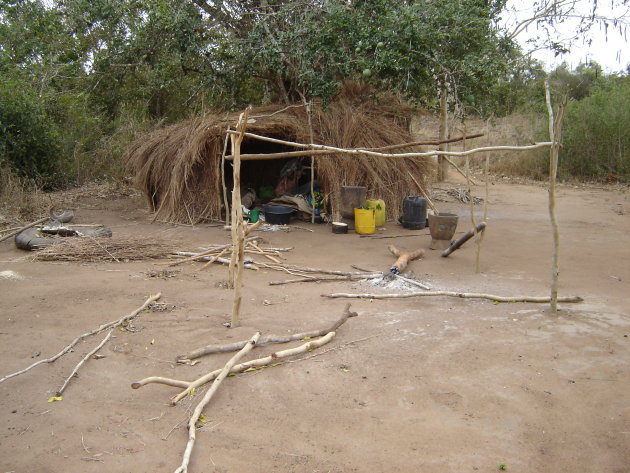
402 196 427 230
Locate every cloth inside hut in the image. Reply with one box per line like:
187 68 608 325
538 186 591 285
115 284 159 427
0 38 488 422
267 195 313 220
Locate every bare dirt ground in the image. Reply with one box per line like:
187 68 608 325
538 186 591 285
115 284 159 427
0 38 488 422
1 178 629 473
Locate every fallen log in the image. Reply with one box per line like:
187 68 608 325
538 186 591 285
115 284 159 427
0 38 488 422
321 291 584 304
442 222 487 257
173 332 260 473
178 303 358 361
388 245 425 274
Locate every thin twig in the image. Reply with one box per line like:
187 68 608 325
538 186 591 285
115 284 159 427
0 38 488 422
57 330 113 396
0 217 48 243
0 293 161 384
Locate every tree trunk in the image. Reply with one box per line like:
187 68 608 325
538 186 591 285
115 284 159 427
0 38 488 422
437 82 449 181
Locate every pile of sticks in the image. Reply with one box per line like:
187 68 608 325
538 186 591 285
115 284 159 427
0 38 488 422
133 303 359 473
163 237 292 271
163 239 387 286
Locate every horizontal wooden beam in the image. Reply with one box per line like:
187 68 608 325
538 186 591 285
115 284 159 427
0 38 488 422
225 139 553 161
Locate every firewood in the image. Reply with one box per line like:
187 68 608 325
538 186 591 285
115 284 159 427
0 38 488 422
173 332 260 473
269 274 380 285
198 248 228 270
170 332 336 405
178 304 358 361
56 331 112 396
0 216 48 243
0 293 161 384
441 222 487 257
388 245 425 274
322 291 583 303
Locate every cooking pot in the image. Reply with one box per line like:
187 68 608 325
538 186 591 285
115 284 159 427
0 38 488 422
264 205 295 225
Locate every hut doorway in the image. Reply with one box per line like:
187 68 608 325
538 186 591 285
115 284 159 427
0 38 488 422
224 135 318 205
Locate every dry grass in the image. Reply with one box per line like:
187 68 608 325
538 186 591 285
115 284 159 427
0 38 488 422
0 166 47 224
30 237 178 262
126 87 432 223
420 113 548 180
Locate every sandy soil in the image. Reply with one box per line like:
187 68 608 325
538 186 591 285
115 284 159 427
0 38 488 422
1 179 629 473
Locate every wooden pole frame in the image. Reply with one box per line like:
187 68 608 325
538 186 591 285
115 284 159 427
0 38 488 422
224 131 552 161
545 81 566 313
221 128 231 226
228 107 252 328
437 80 449 181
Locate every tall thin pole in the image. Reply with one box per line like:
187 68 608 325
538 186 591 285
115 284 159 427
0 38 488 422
304 98 316 223
475 116 491 273
229 107 251 328
221 129 231 226
437 81 449 181
545 81 565 313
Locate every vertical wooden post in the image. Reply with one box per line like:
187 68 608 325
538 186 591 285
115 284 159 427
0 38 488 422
545 82 565 313
463 126 479 273
221 129 231 226
229 107 251 328
437 81 449 182
303 98 316 224
475 116 491 273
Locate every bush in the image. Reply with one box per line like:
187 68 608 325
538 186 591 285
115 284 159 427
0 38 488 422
0 77 63 188
559 77 630 182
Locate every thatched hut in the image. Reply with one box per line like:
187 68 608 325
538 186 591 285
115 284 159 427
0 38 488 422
126 93 433 224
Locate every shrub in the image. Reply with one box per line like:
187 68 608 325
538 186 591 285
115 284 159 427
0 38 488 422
0 77 63 188
559 77 630 182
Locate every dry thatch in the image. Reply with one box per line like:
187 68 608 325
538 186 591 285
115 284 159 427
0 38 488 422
126 87 433 223
30 237 178 262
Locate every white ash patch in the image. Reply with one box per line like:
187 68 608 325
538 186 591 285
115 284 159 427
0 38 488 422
363 272 433 292
0 270 24 280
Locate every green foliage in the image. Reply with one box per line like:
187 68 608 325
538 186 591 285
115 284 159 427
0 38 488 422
0 75 62 187
560 77 630 181
242 0 511 109
549 62 604 101
0 0 627 189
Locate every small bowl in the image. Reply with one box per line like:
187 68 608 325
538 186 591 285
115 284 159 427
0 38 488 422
332 222 348 234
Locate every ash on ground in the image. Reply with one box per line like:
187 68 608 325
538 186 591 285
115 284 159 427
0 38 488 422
363 271 433 291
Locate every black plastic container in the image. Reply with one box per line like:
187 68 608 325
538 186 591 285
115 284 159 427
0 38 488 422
264 205 294 225
401 196 427 230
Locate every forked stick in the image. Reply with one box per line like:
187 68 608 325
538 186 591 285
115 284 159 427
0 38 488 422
173 332 260 473
170 332 336 405
388 245 425 274
0 293 161 384
131 332 339 393
178 304 357 361
244 220 262 236
56 330 112 396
